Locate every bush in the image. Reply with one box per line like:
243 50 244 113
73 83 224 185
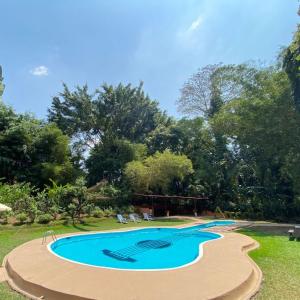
36 190 59 219
16 212 27 224
0 211 9 224
0 182 37 222
103 207 116 217
62 216 72 225
83 203 95 216
36 213 52 224
92 207 105 218
0 182 34 206
116 205 135 215
47 177 89 223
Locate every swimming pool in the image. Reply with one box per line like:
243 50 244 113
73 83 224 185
49 220 234 270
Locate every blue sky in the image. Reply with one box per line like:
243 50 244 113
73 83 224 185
1 0 299 118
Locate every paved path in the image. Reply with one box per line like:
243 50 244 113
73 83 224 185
0 267 6 283
4 224 262 300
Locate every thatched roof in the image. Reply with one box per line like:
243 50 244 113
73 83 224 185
0 203 12 212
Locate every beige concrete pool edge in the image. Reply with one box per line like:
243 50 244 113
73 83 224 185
2 223 262 300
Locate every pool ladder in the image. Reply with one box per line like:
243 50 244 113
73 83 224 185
42 230 57 244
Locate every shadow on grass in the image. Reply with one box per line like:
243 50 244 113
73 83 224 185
238 227 292 238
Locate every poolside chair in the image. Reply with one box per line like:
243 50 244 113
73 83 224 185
117 214 128 224
288 225 300 241
143 212 153 221
129 213 141 223
294 226 300 241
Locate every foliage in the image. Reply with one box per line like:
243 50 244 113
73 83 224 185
0 211 9 224
15 212 27 224
0 103 77 187
36 213 52 224
47 177 90 223
92 207 106 218
283 25 300 111
212 69 300 219
125 150 194 194
177 64 258 118
124 161 150 193
48 82 171 151
0 182 37 222
86 139 146 185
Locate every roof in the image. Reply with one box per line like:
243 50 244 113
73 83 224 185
0 203 12 212
134 193 208 200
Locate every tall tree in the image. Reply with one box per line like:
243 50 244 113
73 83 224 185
177 64 257 118
86 138 147 186
212 69 300 218
283 25 300 111
48 82 171 152
0 102 76 187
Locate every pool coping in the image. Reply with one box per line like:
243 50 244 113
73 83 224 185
3 221 262 300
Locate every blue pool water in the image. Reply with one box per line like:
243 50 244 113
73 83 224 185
49 220 234 270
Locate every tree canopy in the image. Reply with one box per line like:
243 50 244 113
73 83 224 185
125 150 194 194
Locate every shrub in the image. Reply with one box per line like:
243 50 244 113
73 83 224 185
83 203 95 216
47 177 90 223
116 205 135 215
62 216 72 225
13 195 37 223
36 190 59 219
103 207 116 217
36 213 52 224
16 212 27 224
0 182 34 206
92 207 105 218
0 211 9 224
0 182 37 222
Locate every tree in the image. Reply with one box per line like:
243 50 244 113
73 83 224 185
177 64 258 118
86 138 147 186
48 82 171 152
283 25 300 111
47 177 90 223
0 102 76 187
0 182 37 222
125 150 194 195
124 161 150 193
28 123 78 187
212 69 300 219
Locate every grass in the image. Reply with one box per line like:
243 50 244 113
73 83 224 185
1 219 300 299
0 217 190 299
238 228 300 300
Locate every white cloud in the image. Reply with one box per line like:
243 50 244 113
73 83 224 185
187 16 203 32
30 65 49 76
176 15 205 49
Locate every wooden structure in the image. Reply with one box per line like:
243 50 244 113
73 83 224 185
132 193 208 217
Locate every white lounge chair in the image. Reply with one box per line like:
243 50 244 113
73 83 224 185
129 213 141 223
117 214 128 224
289 225 300 241
143 212 153 221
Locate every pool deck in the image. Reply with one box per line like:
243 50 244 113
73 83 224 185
3 222 262 300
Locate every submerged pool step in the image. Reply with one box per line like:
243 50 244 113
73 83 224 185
102 249 137 262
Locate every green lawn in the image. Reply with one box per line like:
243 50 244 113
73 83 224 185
0 217 190 299
1 220 300 300
239 228 300 300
